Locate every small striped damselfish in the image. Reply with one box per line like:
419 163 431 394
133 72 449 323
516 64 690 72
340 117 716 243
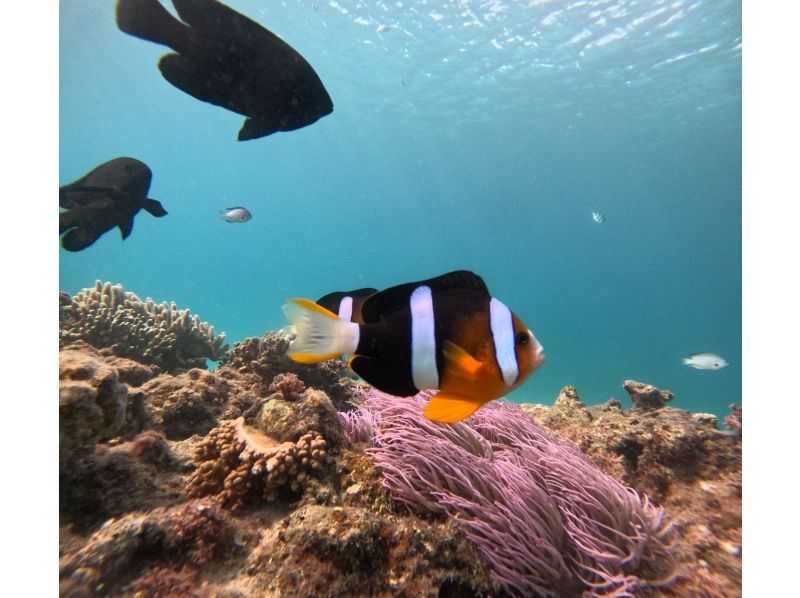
283 270 545 423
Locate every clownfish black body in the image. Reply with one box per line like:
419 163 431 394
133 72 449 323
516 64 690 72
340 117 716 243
284 271 545 424
316 288 377 323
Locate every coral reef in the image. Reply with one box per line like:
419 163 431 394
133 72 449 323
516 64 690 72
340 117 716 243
244 504 494 597
624 379 674 411
60 499 236 595
268 372 306 399
220 332 359 409
521 383 742 596
137 368 260 440
346 389 678 597
60 345 129 466
725 403 742 434
186 418 329 509
60 280 229 372
259 388 348 447
59 338 741 597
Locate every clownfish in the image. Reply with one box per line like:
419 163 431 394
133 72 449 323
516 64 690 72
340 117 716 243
283 270 545 424
316 288 377 324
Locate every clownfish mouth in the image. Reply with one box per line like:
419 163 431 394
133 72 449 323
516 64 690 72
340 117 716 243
529 329 546 370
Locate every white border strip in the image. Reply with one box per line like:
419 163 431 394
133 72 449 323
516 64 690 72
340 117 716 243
490 297 519 386
410 286 439 390
338 295 354 322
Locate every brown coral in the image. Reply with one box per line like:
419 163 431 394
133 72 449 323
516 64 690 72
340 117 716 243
245 504 494 597
268 372 306 399
624 379 674 411
219 332 359 409
60 280 229 372
60 346 129 465
259 388 348 448
186 418 328 510
60 500 236 595
137 368 260 440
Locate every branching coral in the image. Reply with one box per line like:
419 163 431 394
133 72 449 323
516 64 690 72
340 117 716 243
343 390 678 597
220 332 358 409
725 404 742 434
60 280 229 372
268 372 306 399
186 418 328 510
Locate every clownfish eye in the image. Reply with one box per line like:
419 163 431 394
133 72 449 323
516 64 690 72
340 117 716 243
515 331 530 346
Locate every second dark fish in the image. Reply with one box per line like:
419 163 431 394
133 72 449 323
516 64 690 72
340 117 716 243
59 157 168 252
116 0 334 141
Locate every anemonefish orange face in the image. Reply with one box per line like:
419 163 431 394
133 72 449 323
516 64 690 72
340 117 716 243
439 298 544 403
507 312 546 389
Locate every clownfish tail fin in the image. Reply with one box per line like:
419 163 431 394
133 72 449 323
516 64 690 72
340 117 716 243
282 298 360 363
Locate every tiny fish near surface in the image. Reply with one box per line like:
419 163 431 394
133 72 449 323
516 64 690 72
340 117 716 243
116 0 333 140
59 157 168 252
220 207 252 223
682 352 729 370
283 270 545 424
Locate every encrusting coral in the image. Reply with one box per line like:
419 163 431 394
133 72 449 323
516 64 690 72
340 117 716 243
137 367 260 440
58 336 740 596
220 332 359 409
343 389 678 597
186 418 328 510
60 499 236 595
60 280 229 372
60 345 129 465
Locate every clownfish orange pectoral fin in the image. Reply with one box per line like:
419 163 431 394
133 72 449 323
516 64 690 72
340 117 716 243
442 340 484 380
423 391 485 424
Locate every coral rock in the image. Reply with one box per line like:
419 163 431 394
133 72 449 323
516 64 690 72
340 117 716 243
624 379 674 410
60 346 129 463
60 280 229 372
245 504 493 597
268 372 306 399
220 332 359 409
260 388 347 447
139 369 260 440
60 500 235 595
186 418 328 510
725 403 742 434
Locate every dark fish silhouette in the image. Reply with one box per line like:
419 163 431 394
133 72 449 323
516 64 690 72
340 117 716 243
116 0 334 141
59 157 168 252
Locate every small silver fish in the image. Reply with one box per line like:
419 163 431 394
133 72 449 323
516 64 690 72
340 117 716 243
682 352 729 370
220 207 252 223
592 211 605 224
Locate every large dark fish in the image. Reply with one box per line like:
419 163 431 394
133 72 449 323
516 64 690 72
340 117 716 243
116 0 334 140
59 157 168 252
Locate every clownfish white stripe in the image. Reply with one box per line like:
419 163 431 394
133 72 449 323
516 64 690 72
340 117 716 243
490 297 519 386
410 285 439 391
338 295 354 322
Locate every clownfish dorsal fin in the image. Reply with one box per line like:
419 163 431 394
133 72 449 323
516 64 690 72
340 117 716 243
423 391 485 423
360 270 488 323
442 340 484 379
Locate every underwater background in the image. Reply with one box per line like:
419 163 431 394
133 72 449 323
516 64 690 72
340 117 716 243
59 0 741 419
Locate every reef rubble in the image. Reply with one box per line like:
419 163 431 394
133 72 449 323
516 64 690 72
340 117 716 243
59 315 741 596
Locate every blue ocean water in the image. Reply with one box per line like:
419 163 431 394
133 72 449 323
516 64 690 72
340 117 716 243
59 0 741 419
